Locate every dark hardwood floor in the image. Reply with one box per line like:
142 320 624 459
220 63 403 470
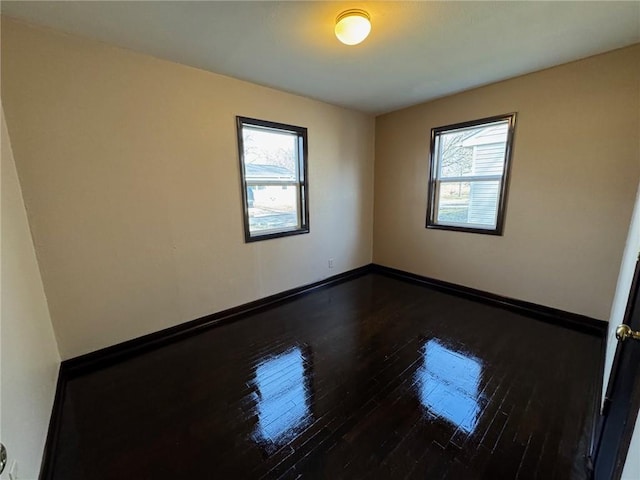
51 273 603 479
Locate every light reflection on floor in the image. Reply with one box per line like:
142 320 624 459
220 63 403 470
252 346 312 447
415 339 483 433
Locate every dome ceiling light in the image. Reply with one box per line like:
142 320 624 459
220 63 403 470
334 9 371 46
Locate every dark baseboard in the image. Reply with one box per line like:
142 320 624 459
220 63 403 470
60 262 607 379
40 264 372 479
41 262 608 479
60 262 607 378
61 264 373 379
371 264 607 337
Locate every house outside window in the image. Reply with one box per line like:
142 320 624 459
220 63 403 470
426 113 516 235
236 117 309 242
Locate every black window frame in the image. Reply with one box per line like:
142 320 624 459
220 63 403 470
426 112 517 236
236 116 309 243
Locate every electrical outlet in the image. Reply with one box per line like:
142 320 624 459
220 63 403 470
328 258 334 269
8 460 17 480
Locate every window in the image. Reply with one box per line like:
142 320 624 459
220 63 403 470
236 117 309 242
426 113 516 235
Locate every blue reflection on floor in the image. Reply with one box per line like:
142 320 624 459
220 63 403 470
253 347 312 446
415 339 483 433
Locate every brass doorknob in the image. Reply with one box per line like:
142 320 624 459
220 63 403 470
615 324 640 342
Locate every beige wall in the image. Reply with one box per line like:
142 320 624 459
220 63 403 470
1 18 375 359
2 14 637 365
374 45 640 320
1 105 60 479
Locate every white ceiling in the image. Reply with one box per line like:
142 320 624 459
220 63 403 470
2 1 639 114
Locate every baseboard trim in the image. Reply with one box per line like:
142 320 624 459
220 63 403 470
61 262 607 378
41 266 371 479
42 262 607 478
61 264 373 378
371 264 607 337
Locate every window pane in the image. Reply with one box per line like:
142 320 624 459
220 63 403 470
427 113 515 234
237 117 309 241
243 127 297 181
438 133 473 178
437 181 500 227
247 185 299 233
437 182 471 224
438 121 509 179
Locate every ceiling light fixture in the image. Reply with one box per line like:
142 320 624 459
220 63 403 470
335 9 371 46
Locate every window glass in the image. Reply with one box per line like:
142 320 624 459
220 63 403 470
427 114 516 235
237 117 309 242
